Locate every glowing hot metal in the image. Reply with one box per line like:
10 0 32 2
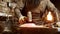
47 12 53 21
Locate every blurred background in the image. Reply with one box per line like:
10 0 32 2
51 0 60 11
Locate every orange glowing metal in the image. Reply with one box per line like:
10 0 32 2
20 23 45 27
47 12 53 21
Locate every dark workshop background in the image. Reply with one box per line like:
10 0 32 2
51 0 60 11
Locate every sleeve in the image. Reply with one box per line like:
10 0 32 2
16 0 25 10
37 0 47 12
15 0 25 18
47 0 59 21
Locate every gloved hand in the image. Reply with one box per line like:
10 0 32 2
19 16 27 25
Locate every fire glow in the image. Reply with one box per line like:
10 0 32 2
47 12 53 21
20 23 45 27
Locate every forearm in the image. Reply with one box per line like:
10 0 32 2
15 0 25 18
15 8 23 18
